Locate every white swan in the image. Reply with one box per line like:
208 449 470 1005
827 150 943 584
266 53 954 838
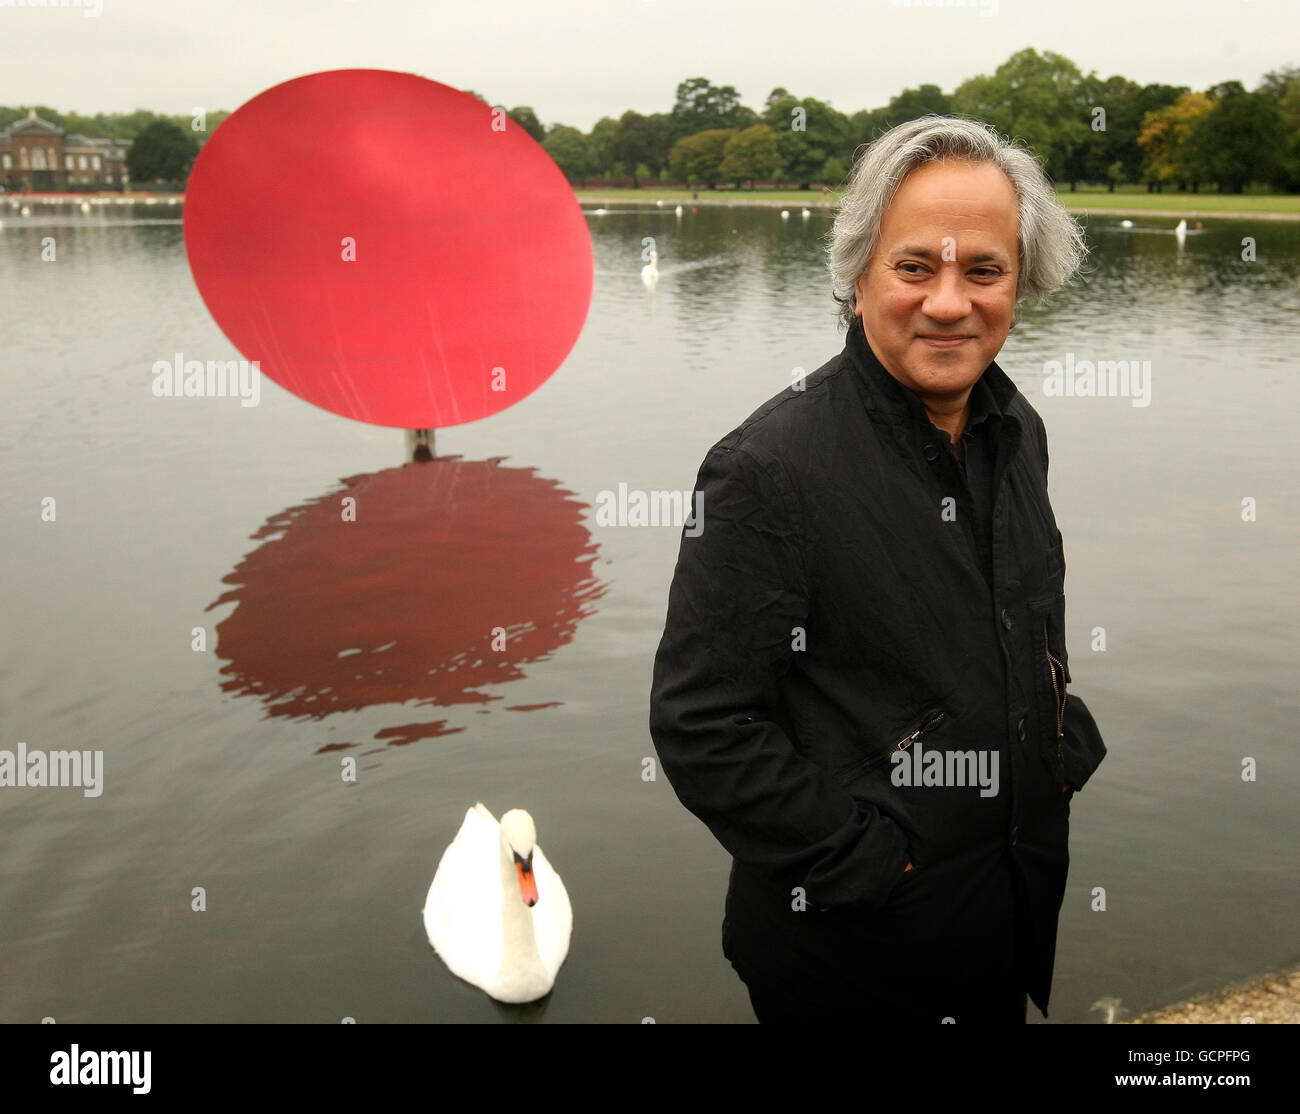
423 804 572 1003
80 200 91 213
1174 218 1187 243
780 209 790 220
1120 219 1134 228
641 248 660 287
675 204 683 217
801 207 811 219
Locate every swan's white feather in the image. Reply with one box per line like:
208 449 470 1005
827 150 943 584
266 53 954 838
422 803 572 1002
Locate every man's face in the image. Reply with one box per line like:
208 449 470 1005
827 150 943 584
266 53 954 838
853 159 1019 409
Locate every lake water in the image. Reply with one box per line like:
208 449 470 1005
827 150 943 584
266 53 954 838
1 199 1297 1023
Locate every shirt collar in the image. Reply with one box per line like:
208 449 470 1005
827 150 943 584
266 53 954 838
845 313 1009 436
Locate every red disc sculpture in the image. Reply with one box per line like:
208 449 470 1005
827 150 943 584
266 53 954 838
183 69 593 428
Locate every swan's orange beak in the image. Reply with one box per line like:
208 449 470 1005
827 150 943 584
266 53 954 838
516 861 539 907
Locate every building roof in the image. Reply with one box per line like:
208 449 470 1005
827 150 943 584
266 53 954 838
4 108 64 137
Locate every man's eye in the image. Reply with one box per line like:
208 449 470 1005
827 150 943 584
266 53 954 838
897 263 927 275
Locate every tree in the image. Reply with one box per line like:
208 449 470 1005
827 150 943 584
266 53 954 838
1137 91 1213 191
670 78 755 144
880 84 952 126
667 129 736 188
507 106 545 144
543 126 597 184
588 116 619 178
1188 82 1281 193
1271 73 1300 191
126 120 198 185
845 107 889 155
1070 74 1143 189
952 48 1091 180
821 155 848 186
761 94 850 189
608 110 672 184
718 124 786 187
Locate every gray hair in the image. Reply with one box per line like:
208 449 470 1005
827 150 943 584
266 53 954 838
827 115 1088 331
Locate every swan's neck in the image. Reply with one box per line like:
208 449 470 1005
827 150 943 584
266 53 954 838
498 840 543 972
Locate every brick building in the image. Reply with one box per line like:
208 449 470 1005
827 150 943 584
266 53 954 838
0 108 131 190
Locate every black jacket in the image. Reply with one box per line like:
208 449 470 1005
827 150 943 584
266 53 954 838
648 315 1107 1015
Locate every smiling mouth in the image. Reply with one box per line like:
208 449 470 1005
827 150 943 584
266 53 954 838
918 335 972 347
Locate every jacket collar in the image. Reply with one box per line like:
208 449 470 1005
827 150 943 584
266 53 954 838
844 313 1019 436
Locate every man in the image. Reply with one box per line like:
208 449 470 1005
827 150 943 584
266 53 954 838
648 116 1107 1024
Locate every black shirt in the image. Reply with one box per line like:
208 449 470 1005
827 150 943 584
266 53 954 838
950 373 1001 592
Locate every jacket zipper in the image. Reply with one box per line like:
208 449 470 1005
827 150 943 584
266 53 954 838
837 709 947 783
1044 618 1065 761
895 710 948 753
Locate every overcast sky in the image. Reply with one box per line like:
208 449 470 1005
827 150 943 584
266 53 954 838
4 0 1296 129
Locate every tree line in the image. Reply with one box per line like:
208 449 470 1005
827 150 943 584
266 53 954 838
6 48 1298 193
533 49 1299 194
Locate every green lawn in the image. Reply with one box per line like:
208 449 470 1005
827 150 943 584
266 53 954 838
573 185 1300 215
573 187 839 205
1052 188 1300 214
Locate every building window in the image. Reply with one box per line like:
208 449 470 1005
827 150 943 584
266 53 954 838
92 155 101 170
78 155 87 169
2 154 10 169
33 147 47 170
66 154 74 169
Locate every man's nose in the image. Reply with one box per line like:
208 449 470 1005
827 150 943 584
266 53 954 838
922 267 972 322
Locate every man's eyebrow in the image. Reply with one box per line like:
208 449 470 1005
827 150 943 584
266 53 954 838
889 245 1013 265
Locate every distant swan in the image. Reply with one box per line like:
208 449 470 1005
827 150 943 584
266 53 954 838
1174 218 1187 243
641 248 660 287
423 804 572 1004
1120 219 1134 228
780 209 790 220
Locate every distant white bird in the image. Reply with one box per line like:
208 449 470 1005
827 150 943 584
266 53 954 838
20 205 31 217
80 201 91 213
1174 218 1187 243
1090 996 1127 1024
423 805 572 1004
675 204 683 217
1120 219 1134 228
641 248 660 288
592 208 608 215
801 207 811 219
656 199 664 207
780 209 790 220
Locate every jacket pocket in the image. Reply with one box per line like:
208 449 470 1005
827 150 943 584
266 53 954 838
833 707 948 787
1030 608 1068 781
1045 617 1066 748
